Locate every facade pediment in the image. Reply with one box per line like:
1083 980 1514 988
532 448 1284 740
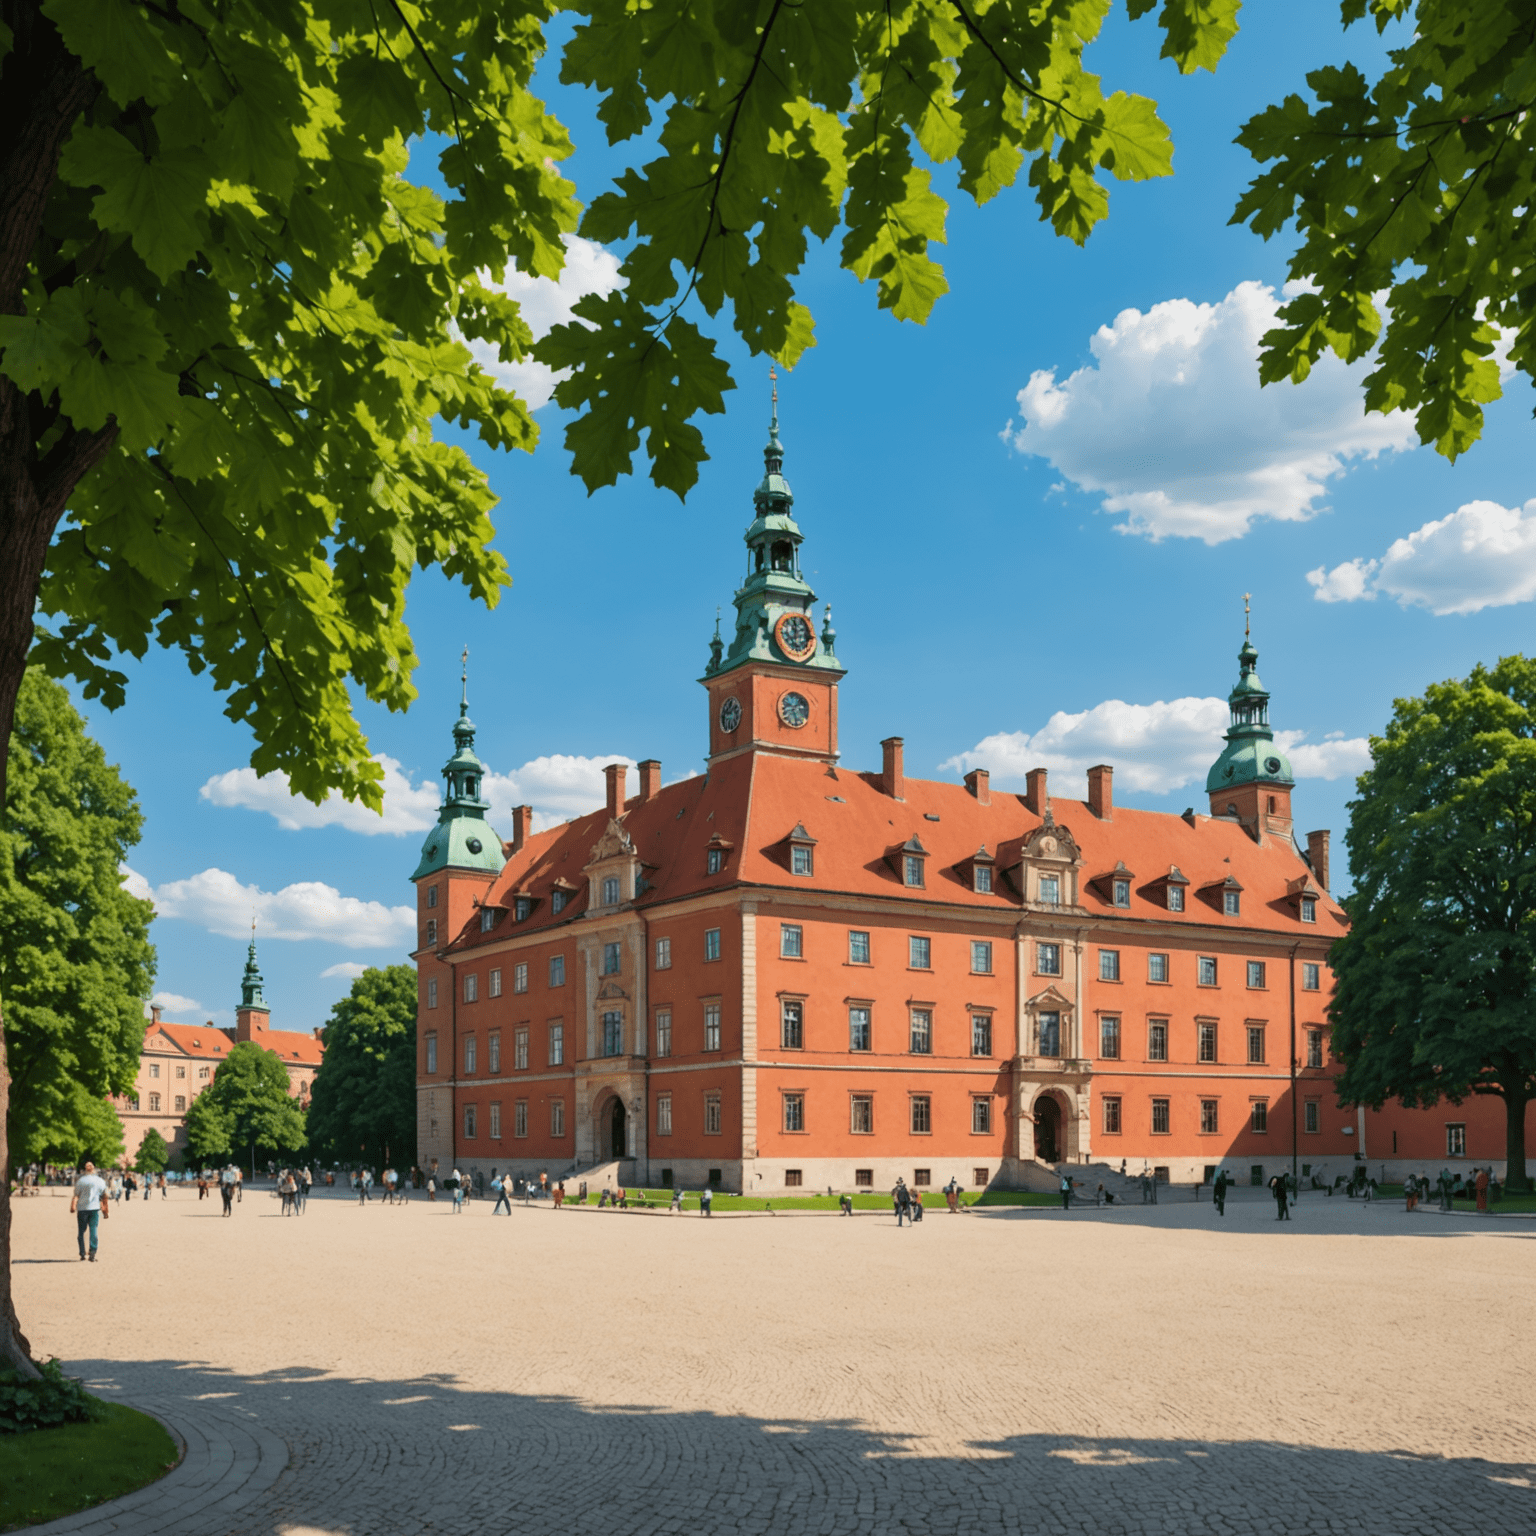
597 981 628 1001
1026 984 1073 1011
1023 817 1081 866
587 818 636 865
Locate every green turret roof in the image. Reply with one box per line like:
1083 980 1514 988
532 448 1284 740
1205 636 1294 794
239 929 267 1010
412 655 504 882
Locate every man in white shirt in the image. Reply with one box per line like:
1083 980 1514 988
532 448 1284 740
70 1162 109 1262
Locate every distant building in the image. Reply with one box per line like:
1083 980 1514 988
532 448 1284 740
116 938 323 1164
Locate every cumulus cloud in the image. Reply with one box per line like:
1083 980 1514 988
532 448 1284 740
1002 280 1416 543
140 868 415 950
942 697 1368 799
460 235 625 409
147 992 209 1019
1308 499 1536 616
120 864 153 901
320 962 370 982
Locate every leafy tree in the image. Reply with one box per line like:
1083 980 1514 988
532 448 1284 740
307 965 416 1174
1235 1 1534 461
132 1126 168 1175
1330 657 1536 1194
186 1042 305 1174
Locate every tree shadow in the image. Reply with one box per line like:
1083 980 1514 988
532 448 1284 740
68 1357 1536 1536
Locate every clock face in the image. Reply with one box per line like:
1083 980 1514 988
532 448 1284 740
719 697 742 734
779 691 810 729
1264 756 1282 775
775 612 815 661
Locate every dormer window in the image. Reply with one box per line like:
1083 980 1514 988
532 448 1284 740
1301 896 1316 923
1168 885 1185 912
1112 879 1130 907
890 834 927 888
707 848 726 875
514 896 532 922
602 876 620 906
976 865 992 893
967 846 995 894
792 845 813 876
479 908 496 933
1039 874 1060 906
904 855 923 887
1223 888 1241 916
552 890 567 915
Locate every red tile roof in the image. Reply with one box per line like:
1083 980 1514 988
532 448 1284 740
146 1023 232 1059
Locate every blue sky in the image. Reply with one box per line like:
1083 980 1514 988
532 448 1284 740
92 3 1536 1032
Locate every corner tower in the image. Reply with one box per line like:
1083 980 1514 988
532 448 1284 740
1205 625 1294 845
701 375 844 764
234 924 271 1041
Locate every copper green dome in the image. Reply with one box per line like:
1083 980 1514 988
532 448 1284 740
412 657 503 882
1205 637 1293 794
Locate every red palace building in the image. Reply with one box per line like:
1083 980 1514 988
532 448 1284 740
411 408 1523 1194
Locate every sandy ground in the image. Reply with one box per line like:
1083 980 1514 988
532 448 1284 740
12 1184 1536 1535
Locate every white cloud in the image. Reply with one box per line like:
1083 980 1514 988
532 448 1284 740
1002 280 1416 543
199 755 439 835
320 962 370 982
143 868 415 950
942 697 1368 799
147 992 208 1018
460 235 625 409
1309 499 1536 616
120 864 153 901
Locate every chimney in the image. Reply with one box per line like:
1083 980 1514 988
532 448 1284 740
509 804 533 854
1025 766 1049 817
964 768 990 806
1087 764 1113 821
150 1003 163 1024
637 759 662 803
881 737 905 800
1306 829 1331 893
604 762 628 819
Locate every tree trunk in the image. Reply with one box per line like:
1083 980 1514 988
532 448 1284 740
1504 1084 1530 1194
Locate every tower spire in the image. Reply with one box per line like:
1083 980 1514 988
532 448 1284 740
460 644 469 715
412 651 503 881
1243 592 1251 641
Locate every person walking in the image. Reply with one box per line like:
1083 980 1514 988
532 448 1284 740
1475 1165 1490 1213
451 1169 465 1213
70 1161 109 1262
539 1170 548 1199
701 1185 713 1217
1268 1173 1291 1221
1213 1169 1228 1217
220 1165 235 1217
910 1187 924 1223
298 1167 311 1213
492 1171 512 1216
235 1167 243 1204
554 1181 565 1209
892 1179 910 1227
1060 1172 1073 1212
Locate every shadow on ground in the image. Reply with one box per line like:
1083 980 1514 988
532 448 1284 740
69 1357 1536 1536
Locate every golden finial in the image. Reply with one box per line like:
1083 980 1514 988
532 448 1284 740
1243 593 1251 640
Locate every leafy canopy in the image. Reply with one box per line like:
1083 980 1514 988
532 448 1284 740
2 670 151 1169
1234 0 1535 460
306 964 417 1171
184 1041 305 1162
1330 656 1536 1188
131 1126 168 1174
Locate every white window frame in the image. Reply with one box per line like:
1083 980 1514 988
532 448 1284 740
656 1095 673 1136
548 1022 564 1066
655 1010 672 1057
655 936 672 970
971 940 992 974
780 924 803 959
514 1027 529 1071
514 962 529 994
489 967 502 999
704 1002 721 1052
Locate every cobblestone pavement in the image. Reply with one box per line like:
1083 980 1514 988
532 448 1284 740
14 1186 1536 1535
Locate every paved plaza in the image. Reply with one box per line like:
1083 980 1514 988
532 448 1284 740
12 1185 1536 1535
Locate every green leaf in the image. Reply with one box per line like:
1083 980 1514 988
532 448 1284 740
41 0 178 106
1154 0 1242 76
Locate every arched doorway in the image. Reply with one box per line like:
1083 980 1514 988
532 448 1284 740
609 1098 627 1159
1034 1094 1062 1162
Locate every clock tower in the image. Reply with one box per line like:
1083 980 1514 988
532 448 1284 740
702 378 844 765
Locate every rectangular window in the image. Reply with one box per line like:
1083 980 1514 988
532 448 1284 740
425 918 438 947
1304 1100 1320 1134
514 1028 529 1071
1201 1099 1220 1134
1198 956 1218 987
1112 877 1131 907
909 1009 932 1055
602 942 622 976
848 930 871 965
480 907 496 933
198 1067 209 1080
975 864 993 893
1148 952 1169 983
175 1066 186 1079
705 928 721 962
785 1170 803 1187
551 1099 565 1137
548 955 565 988
1100 1017 1121 1059
1247 961 1266 989
464 973 478 1003
1303 962 1320 991
971 1015 992 1057
781 1000 804 1049
426 884 438 909
1037 942 1061 976
780 924 803 959
464 1036 477 1074
602 1011 623 1057
488 1032 501 1074
464 1104 477 1138
704 1003 721 1052
913 1168 931 1186
849 1006 871 1052
704 1093 722 1135
1103 1096 1122 1134
791 845 813 876
1038 1011 1061 1057
490 1102 502 1139
1099 949 1120 982
655 936 672 970
1038 874 1060 905
426 1033 438 1074
174 1095 186 1112
1168 884 1185 912
908 935 931 969
1151 1097 1170 1134
602 876 620 906
855 1168 874 1187
971 940 993 974
657 1095 673 1136
489 968 502 999
552 890 567 915
708 847 727 875
548 1022 564 1066
655 1010 672 1058
910 1095 932 1134
1306 1028 1323 1069
971 1098 991 1134
427 978 439 1009
514 962 528 994
1446 1123 1466 1157
148 1093 160 1111
1198 1023 1217 1063
851 1095 874 1134
903 854 925 887
1301 896 1317 923
783 1093 805 1133
514 1100 528 1138
1247 1026 1266 1064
